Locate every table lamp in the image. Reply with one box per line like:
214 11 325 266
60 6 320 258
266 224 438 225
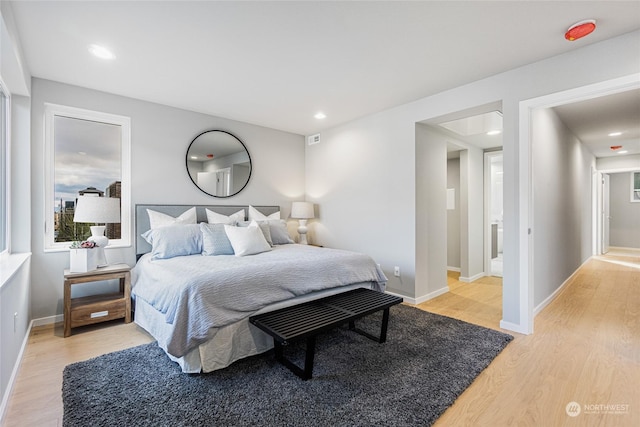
73 195 121 266
291 201 314 245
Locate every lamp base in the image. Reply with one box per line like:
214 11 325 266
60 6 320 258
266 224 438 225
297 220 309 245
87 225 109 266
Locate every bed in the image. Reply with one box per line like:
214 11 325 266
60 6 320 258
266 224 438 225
131 204 388 373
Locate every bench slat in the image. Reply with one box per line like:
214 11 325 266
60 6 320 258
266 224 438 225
249 288 402 343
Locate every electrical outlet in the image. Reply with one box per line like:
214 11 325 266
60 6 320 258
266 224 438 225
394 266 400 277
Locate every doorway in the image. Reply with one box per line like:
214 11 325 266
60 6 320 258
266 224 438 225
418 103 504 328
485 151 504 276
519 73 640 334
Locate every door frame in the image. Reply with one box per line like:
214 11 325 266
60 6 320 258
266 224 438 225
517 73 640 334
602 173 610 254
595 168 640 255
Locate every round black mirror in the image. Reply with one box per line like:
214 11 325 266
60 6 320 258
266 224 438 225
186 130 252 198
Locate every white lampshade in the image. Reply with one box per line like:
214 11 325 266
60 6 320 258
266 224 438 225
291 201 314 219
73 196 120 267
73 196 121 224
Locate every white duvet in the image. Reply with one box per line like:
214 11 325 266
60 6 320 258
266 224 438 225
132 244 387 358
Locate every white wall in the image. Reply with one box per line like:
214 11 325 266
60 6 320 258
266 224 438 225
0 4 31 418
30 78 305 320
447 157 460 270
597 154 640 171
306 30 640 329
0 256 30 415
415 123 447 300
459 146 484 281
532 108 595 307
609 172 640 248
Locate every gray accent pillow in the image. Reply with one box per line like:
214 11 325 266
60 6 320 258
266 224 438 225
268 219 294 245
200 223 235 256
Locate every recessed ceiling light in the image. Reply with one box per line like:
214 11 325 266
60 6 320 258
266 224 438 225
190 156 198 160
89 44 116 60
314 112 326 120
486 130 502 136
608 131 622 137
617 150 628 154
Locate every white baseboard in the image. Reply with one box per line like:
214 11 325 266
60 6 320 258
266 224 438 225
32 314 63 327
533 257 590 316
459 272 486 283
387 286 449 305
384 290 411 303
0 319 34 424
499 319 530 335
447 266 461 272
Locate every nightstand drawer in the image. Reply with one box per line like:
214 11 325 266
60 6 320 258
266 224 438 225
69 294 126 327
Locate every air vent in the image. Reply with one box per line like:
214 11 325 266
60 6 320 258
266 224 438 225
307 133 321 145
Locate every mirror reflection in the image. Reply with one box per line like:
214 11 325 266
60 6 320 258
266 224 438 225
186 130 252 197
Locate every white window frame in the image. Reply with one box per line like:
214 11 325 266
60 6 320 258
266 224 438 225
631 171 640 203
0 81 9 256
44 103 131 251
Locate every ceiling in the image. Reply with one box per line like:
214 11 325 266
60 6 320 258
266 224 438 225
552 89 640 158
9 1 640 136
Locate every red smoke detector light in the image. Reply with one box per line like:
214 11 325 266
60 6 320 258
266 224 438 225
565 20 596 41
206 154 214 158
610 145 623 151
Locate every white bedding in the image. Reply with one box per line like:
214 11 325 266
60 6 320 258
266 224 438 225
131 244 387 371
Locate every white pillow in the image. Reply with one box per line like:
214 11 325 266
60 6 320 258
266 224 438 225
224 221 271 256
206 208 244 225
248 205 280 221
147 207 197 229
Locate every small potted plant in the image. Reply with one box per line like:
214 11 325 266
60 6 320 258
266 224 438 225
69 240 99 272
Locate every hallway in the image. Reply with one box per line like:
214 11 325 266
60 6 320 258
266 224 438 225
420 251 639 426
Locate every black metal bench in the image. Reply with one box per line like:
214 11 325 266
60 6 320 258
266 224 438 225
249 288 403 380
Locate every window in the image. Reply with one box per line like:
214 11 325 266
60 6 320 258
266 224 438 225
44 104 131 250
0 86 8 254
632 171 640 203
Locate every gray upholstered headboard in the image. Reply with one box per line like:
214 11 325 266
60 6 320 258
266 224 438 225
135 204 280 257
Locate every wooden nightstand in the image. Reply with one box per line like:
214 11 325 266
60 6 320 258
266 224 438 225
63 263 132 337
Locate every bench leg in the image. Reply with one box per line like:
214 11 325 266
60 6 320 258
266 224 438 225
350 308 391 344
379 307 390 343
273 336 316 381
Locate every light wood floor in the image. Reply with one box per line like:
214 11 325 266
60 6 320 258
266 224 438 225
2 252 638 426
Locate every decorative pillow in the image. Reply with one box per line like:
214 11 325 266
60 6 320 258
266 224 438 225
248 205 280 221
224 221 271 256
200 223 234 256
206 208 245 225
268 219 295 245
141 224 202 260
147 207 197 229
237 220 273 246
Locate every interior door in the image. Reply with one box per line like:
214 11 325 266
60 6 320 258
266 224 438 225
602 173 610 254
216 168 231 196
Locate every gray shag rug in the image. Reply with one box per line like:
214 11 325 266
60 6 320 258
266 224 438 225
63 305 512 427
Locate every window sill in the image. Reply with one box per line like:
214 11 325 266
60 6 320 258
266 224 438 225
0 252 31 289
